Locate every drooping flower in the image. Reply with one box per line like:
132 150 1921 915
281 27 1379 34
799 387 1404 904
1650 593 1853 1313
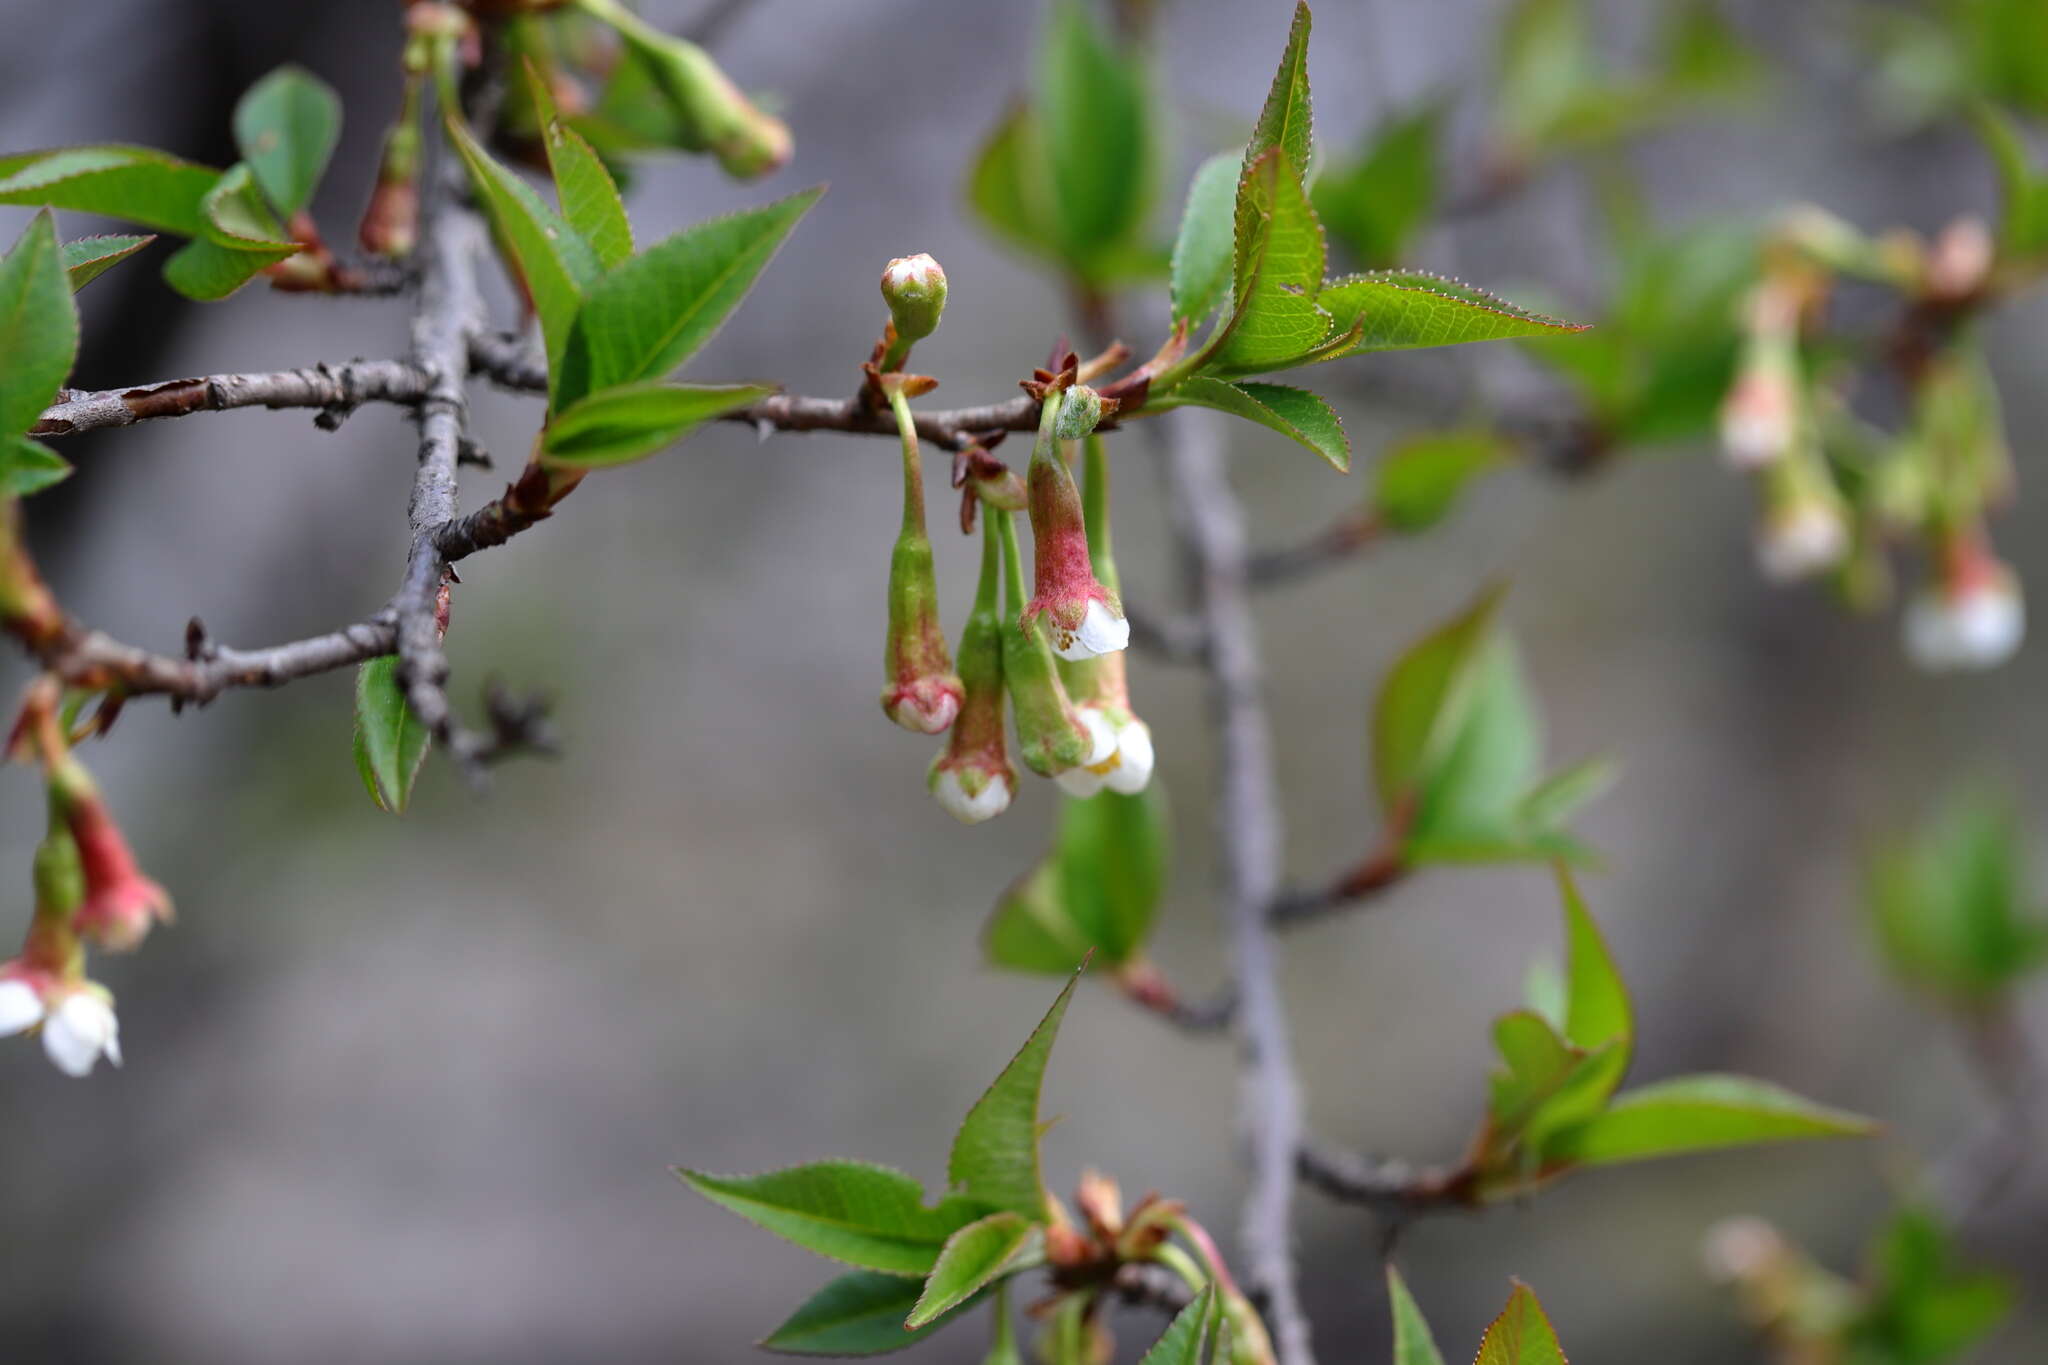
878 380 963 734
0 968 122 1078
52 758 172 953
1719 283 1803 471
1052 434 1154 797
929 516 1018 824
1021 393 1129 662
1753 456 1849 584
997 510 1110 777
1903 553 2024 672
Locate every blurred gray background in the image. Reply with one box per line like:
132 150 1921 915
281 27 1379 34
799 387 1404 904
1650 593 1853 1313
0 0 2043 1360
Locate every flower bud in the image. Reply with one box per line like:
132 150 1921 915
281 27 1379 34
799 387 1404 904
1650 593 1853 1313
360 91 423 257
880 528 962 733
1923 216 1994 302
880 254 947 345
1719 284 1802 471
51 758 173 953
929 517 1017 824
1753 458 1848 584
1903 545 2024 673
1052 385 1107 441
595 0 791 179
1021 403 1128 662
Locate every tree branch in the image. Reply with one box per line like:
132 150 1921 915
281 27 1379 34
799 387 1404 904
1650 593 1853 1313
31 360 433 437
1156 409 1315 1365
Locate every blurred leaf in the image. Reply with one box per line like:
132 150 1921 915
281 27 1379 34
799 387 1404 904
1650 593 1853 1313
0 435 71 496
1138 1285 1221 1365
541 380 770 466
232 65 341 218
1205 148 1332 377
1314 105 1441 270
1404 636 1541 857
1518 757 1618 835
0 145 215 236
161 162 302 300
986 788 1169 974
1372 586 1503 811
1494 0 1597 159
1559 864 1630 1054
1152 376 1348 472
1375 428 1508 532
966 103 1060 264
1169 151 1240 326
760 1271 981 1356
1973 103 2048 260
554 187 820 411
446 112 601 402
1472 1283 1567 1365
1865 788 2048 1003
60 234 154 291
1848 1207 2013 1365
1386 1266 1446 1365
527 60 634 270
1040 0 1156 268
352 655 431 814
1658 0 1764 96
1540 1074 1876 1167
1246 1 1314 176
675 1161 985 1276
1318 271 1588 355
946 970 1079 1218
0 212 79 436
905 1212 1040 1329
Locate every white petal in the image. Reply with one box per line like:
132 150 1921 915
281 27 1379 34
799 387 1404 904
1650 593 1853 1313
1055 764 1109 798
1755 505 1846 583
43 993 116 1078
932 767 1013 824
0 980 45 1037
1104 720 1155 795
1904 582 2025 673
1077 707 1117 767
1075 600 1130 657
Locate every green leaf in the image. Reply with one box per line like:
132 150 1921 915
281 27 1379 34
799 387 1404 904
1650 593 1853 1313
1867 789 2048 1002
675 1161 985 1276
1374 428 1507 532
760 1271 981 1356
1205 148 1331 378
1314 104 1441 270
1472 1283 1567 1365
1558 865 1629 1054
351 655 431 814
554 187 820 411
1539 1074 1876 1168
161 163 302 300
905 1211 1040 1329
1151 376 1347 472
1517 758 1616 837
1850 1208 2013 1364
541 380 770 467
0 212 79 436
1371 587 1503 812
527 59 634 270
1493 0 1596 160
0 435 71 496
946 970 1080 1218
446 112 602 403
1317 271 1588 355
1039 1 1155 266
61 234 154 291
986 787 1171 971
985 864 1095 976
1404 636 1538 855
966 103 1059 264
232 65 341 218
0 146 216 237
1245 2 1314 177
1137 1285 1220 1365
1974 103 2048 259
1169 152 1240 326
1386 1266 1446 1365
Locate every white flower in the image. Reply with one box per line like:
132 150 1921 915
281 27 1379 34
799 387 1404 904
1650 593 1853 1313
1755 502 1848 582
931 765 1014 824
43 991 120 1077
1103 718 1155 795
1903 573 2025 673
1052 600 1130 662
1718 374 1794 470
0 979 44 1036
0 974 121 1078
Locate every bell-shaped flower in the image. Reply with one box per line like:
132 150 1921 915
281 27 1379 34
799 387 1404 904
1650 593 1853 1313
55 760 173 953
0 965 121 1078
1719 283 1803 470
878 382 963 734
929 518 1019 824
1021 397 1128 662
1754 458 1849 584
1052 434 1155 797
1903 549 2024 673
997 510 1112 776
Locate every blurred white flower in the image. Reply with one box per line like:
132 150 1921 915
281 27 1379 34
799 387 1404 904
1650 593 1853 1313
0 972 122 1078
1903 569 2024 672
1755 501 1848 582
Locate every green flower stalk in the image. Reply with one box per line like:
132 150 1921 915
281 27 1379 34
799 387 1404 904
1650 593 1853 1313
998 509 1111 778
575 0 792 179
880 386 963 734
360 66 425 257
928 514 1016 823
1055 434 1153 797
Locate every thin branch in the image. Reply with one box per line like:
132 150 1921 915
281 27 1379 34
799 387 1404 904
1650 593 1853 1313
1246 511 1382 589
1156 409 1315 1365
32 361 432 438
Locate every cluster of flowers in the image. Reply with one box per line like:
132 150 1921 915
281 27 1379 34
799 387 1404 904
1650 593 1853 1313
872 256 1153 826
1719 210 2023 672
0 683 172 1076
